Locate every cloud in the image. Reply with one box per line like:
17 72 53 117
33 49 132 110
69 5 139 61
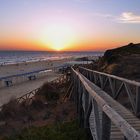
91 13 114 18
118 12 140 23
86 11 140 24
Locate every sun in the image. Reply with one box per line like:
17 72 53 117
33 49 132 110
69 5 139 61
40 23 76 51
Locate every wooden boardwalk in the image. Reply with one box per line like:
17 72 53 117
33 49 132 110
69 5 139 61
71 67 140 140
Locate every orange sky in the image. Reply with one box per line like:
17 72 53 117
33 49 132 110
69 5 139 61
1 0 140 51
0 37 127 51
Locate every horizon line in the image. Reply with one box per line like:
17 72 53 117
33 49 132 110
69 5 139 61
0 50 105 52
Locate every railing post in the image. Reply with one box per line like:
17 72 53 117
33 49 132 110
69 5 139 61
77 78 81 114
72 71 75 98
99 75 103 89
79 102 84 127
83 89 90 128
77 83 84 127
101 112 111 140
85 101 93 140
136 86 140 116
92 99 101 140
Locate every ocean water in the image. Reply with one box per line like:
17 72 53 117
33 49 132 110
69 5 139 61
0 51 104 65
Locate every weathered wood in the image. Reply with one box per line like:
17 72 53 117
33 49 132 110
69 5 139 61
63 82 72 101
83 89 90 127
72 68 140 140
124 83 136 112
85 100 92 128
79 67 140 116
102 112 111 140
92 99 101 140
78 88 84 127
114 82 124 99
99 75 103 89
108 77 115 97
136 86 140 116
103 77 109 90
79 67 140 87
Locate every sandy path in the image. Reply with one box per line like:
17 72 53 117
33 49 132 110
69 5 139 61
0 72 60 107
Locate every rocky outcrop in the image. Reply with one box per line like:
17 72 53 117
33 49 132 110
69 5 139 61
96 43 140 81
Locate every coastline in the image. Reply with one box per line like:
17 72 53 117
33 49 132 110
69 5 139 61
0 58 70 78
0 54 101 78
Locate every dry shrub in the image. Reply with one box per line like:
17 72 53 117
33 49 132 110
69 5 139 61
104 63 121 74
30 98 44 110
37 83 60 102
1 99 20 120
0 98 36 121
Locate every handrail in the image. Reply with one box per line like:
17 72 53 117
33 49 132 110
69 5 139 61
79 67 140 116
72 67 140 140
79 67 140 87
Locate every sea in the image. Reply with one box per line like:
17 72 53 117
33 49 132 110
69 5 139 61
0 51 104 65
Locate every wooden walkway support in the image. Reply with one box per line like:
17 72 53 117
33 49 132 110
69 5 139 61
71 67 140 140
17 88 40 103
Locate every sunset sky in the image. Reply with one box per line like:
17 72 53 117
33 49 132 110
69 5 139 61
0 0 140 51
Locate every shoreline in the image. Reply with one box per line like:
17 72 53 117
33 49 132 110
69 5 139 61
0 51 103 66
0 55 101 78
0 57 72 66
0 58 70 77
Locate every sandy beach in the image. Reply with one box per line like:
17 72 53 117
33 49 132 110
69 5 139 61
0 59 70 78
0 71 60 107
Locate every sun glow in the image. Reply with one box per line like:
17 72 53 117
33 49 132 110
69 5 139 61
40 23 77 51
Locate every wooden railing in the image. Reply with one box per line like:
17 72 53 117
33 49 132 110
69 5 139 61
17 75 68 103
17 88 40 103
79 67 140 116
50 74 68 85
71 67 140 140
